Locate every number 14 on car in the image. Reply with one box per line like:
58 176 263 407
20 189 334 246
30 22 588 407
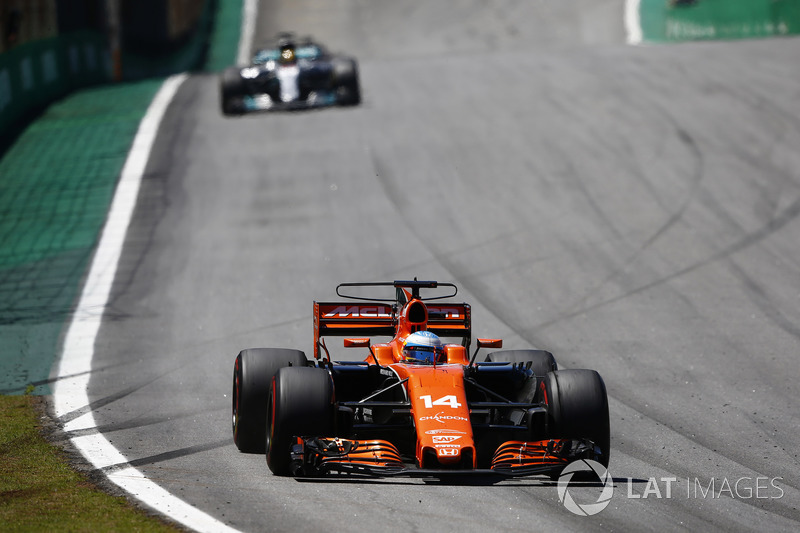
419 395 462 409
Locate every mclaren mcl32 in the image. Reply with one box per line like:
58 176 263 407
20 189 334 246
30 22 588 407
231 280 610 478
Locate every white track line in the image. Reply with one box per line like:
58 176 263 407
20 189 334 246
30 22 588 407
625 0 643 45
55 4 259 531
237 0 258 66
53 73 240 533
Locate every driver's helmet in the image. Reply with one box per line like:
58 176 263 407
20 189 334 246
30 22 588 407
402 331 444 364
279 42 296 64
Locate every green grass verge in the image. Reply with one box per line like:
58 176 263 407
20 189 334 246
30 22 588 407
0 395 180 532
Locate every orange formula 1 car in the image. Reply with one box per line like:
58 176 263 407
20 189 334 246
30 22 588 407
231 280 610 478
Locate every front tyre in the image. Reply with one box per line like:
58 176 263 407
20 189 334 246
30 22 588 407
543 369 610 467
232 348 307 453
332 58 361 106
220 67 246 115
267 366 334 476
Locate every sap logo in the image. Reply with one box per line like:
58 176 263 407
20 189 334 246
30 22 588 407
323 306 392 318
432 435 461 444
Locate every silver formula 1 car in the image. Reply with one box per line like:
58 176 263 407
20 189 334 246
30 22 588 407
220 33 360 115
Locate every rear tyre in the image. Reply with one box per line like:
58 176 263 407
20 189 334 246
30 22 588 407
232 348 307 453
485 349 557 378
543 369 610 467
267 366 334 476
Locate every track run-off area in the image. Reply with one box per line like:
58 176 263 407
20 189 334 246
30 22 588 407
45 1 800 532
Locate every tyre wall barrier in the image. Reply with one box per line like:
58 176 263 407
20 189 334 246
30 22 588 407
0 31 109 139
640 0 800 42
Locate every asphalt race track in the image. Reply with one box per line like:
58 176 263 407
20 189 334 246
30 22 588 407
82 1 800 531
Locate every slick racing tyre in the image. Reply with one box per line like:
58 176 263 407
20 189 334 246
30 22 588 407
267 366 334 476
232 348 307 453
543 369 610 467
332 58 361 106
485 349 557 378
220 66 246 115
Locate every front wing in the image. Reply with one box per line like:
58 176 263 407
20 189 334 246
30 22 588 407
288 437 602 478
238 91 339 113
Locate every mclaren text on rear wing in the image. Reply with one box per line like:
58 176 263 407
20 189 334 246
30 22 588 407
313 301 471 359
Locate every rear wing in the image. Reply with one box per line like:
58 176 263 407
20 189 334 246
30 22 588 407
427 303 472 339
313 301 471 359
